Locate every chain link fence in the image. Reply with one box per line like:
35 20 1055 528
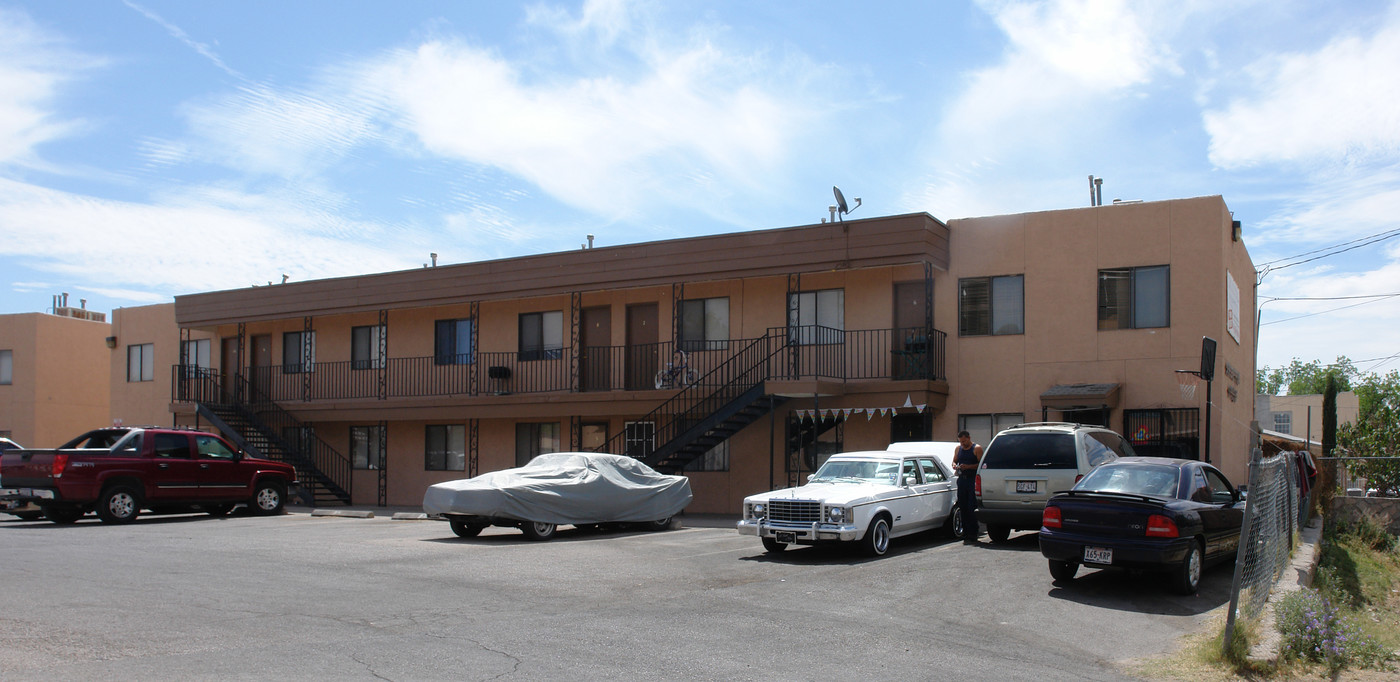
1223 449 1301 651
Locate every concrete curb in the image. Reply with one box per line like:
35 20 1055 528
392 512 432 520
1246 516 1324 665
310 509 375 518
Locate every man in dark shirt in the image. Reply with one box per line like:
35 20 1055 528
953 430 983 544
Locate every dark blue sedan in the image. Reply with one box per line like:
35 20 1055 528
1039 457 1246 594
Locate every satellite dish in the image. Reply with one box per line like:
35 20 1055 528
832 186 862 221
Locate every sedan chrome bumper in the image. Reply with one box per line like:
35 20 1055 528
736 518 860 543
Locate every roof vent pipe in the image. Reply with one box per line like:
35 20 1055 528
62 292 69 307
430 253 438 267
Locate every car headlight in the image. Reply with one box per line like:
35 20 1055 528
826 506 847 523
750 503 765 518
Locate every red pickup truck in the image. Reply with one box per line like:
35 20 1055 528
0 427 299 524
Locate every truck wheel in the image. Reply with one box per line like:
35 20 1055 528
521 521 556 541
861 516 891 557
42 505 83 524
96 485 141 524
250 481 286 515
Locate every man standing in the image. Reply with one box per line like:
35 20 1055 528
953 431 982 544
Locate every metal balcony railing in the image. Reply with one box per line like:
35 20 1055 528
171 326 945 404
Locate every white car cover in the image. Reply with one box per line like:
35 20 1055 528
422 452 693 525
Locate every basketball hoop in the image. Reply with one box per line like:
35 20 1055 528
1175 370 1198 401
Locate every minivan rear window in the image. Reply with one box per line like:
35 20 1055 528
982 433 1076 469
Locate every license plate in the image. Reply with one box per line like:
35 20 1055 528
1084 546 1113 564
776 532 796 544
1015 480 1037 493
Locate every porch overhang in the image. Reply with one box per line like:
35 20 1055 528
1040 383 1121 411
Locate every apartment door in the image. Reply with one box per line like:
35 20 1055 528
580 306 611 392
625 303 658 390
250 334 272 397
220 338 239 403
893 281 931 379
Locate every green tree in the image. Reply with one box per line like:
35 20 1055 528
1256 357 1358 395
1340 370 1400 496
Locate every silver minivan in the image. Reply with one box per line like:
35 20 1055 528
976 423 1133 542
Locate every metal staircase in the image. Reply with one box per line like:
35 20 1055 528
600 331 791 473
185 370 353 506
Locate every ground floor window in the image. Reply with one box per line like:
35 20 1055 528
351 425 384 470
891 412 932 442
624 421 655 460
1123 408 1200 459
579 422 608 451
957 413 1024 448
515 422 560 466
425 424 466 471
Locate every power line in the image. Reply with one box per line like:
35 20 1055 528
1256 226 1400 268
1260 293 1400 326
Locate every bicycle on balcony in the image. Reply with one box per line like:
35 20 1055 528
654 349 698 390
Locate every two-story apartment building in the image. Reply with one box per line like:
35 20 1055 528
165 195 1255 514
0 305 111 447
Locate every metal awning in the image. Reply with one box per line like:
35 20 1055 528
1040 383 1121 410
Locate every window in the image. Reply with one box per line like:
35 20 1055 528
959 275 1024 336
519 311 563 361
580 423 608 451
181 339 210 368
127 343 154 382
1273 411 1292 435
680 297 729 351
351 426 384 469
788 289 844 344
353 326 384 370
282 331 316 373
195 434 237 460
957 413 1024 448
683 441 729 472
1098 265 1169 330
624 421 655 460
0 349 11 385
433 319 473 366
515 422 560 466
918 458 947 483
153 433 192 458
425 425 466 471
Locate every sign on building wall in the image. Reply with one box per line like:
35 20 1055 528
1226 271 1241 344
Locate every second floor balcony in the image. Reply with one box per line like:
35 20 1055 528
173 326 946 405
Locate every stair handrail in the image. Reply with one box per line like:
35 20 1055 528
223 371 354 504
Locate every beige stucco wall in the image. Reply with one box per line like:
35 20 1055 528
110 303 213 428
1260 392 1360 440
0 312 111 447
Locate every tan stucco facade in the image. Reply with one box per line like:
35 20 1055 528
109 303 215 429
0 312 111 447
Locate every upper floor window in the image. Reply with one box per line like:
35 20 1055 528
1273 411 1292 435
0 349 11 385
1098 265 1169 330
680 297 729 351
959 275 1024 336
519 311 563 361
282 330 316 373
127 343 154 382
353 325 384 370
432 319 472 366
788 289 844 345
182 339 210 368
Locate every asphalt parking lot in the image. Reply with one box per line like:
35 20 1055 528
0 510 1238 681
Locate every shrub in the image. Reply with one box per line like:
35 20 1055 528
1276 588 1388 674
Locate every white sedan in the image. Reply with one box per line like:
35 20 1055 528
737 446 958 557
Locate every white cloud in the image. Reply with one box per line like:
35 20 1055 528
1203 9 1400 168
0 178 425 297
0 8 98 167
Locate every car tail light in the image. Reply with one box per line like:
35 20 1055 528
1145 514 1179 538
974 474 981 496
1074 474 1083 485
52 454 69 479
1042 505 1062 529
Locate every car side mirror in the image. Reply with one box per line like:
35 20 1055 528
903 474 917 487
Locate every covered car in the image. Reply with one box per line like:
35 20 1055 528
422 452 692 540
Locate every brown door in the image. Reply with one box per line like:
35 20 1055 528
625 303 658 390
580 306 612 392
220 338 240 403
893 281 930 379
250 334 272 397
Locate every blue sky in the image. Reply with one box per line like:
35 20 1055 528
1 0 1397 377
